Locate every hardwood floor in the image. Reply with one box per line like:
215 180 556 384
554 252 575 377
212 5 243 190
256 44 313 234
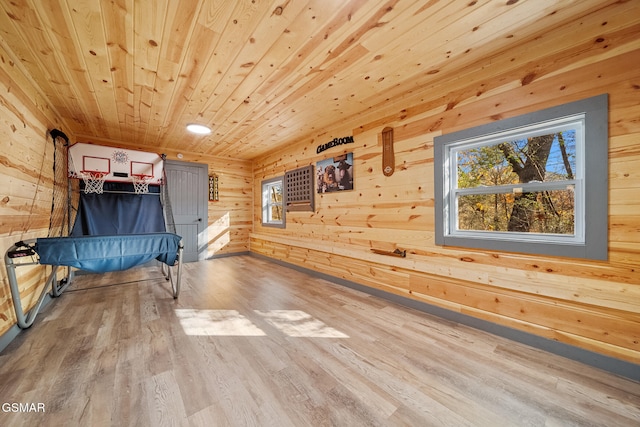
1 255 638 426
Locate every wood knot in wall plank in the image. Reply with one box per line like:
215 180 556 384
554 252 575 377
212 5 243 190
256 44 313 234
521 72 536 86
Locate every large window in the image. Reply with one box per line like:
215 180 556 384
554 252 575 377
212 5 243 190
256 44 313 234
262 176 285 228
434 94 608 260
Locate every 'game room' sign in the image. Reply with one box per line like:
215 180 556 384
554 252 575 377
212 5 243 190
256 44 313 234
316 135 354 154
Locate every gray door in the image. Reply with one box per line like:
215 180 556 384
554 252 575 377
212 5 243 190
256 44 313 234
164 160 208 262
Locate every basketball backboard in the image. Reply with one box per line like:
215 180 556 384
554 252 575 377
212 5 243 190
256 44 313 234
68 142 163 184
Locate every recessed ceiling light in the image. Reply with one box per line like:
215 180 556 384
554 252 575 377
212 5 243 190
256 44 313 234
186 123 211 134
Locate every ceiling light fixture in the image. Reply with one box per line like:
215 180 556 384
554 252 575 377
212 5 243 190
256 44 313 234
186 123 212 135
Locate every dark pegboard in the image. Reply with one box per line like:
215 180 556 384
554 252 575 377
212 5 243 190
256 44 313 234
285 165 314 212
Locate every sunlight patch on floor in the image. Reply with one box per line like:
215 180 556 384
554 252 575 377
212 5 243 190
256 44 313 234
175 308 349 338
175 309 266 336
255 310 349 338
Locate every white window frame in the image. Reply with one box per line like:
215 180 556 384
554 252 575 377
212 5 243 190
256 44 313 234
261 176 285 228
434 94 608 260
446 116 584 244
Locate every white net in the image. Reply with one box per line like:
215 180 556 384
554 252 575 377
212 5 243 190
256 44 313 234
80 171 107 194
132 174 151 194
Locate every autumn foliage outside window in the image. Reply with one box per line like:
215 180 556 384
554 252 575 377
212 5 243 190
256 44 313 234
454 125 579 237
435 94 608 260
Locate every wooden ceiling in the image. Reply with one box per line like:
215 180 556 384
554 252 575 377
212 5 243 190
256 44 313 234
0 0 613 160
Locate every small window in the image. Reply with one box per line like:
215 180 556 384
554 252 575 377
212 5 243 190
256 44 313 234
262 176 285 228
434 94 608 260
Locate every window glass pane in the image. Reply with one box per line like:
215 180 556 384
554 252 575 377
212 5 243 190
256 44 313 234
457 188 575 234
269 184 282 203
456 129 577 189
262 176 285 228
545 130 577 181
457 145 517 189
270 205 282 222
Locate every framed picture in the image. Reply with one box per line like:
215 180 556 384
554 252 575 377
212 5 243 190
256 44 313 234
316 152 354 193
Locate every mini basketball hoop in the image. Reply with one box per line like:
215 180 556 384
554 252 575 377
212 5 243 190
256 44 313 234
80 171 107 194
132 174 152 194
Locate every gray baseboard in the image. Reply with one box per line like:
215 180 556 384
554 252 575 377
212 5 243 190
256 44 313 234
0 324 22 354
207 251 250 260
250 252 639 382
0 293 55 353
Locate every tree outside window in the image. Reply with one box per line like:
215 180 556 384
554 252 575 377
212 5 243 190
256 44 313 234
435 94 608 260
455 127 578 236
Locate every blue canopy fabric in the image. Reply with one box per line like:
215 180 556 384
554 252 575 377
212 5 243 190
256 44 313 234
71 183 165 236
35 233 181 273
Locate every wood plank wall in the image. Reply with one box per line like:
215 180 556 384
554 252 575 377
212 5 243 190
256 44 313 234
251 6 640 365
195 155 253 258
0 43 70 335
